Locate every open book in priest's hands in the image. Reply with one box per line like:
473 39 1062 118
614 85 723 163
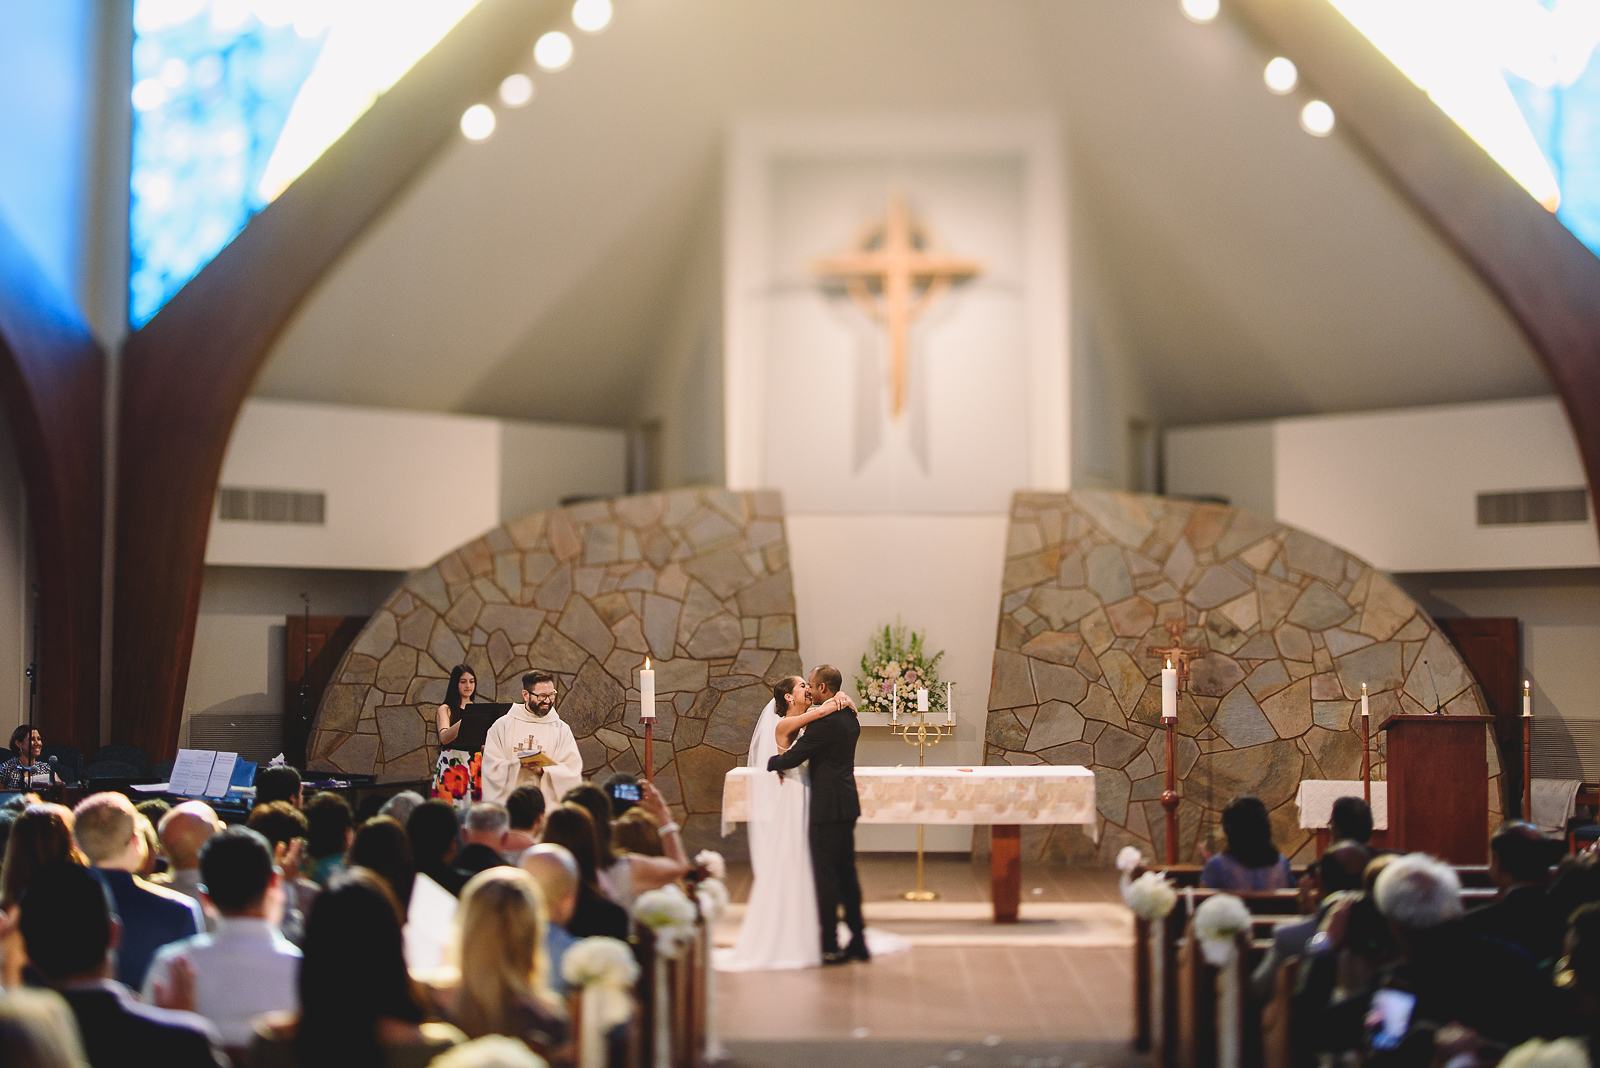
516 743 555 768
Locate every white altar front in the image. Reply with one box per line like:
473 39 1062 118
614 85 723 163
720 765 1096 922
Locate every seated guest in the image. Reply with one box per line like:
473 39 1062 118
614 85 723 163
143 827 301 1050
1201 795 1293 891
246 800 317 944
1555 902 1600 1037
152 801 222 907
0 986 91 1068
519 844 580 995
540 804 628 940
303 791 354 886
1329 795 1374 847
409 799 469 896
72 792 201 990
502 786 545 856
613 808 665 857
1 802 86 987
251 867 464 1068
457 804 513 877
349 815 417 910
1465 820 1566 968
439 868 569 1057
133 812 162 880
564 781 688 909
1 724 63 792
379 790 427 827
18 864 225 1067
254 765 303 809
1251 840 1369 1002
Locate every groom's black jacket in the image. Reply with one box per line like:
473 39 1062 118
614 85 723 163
767 707 861 824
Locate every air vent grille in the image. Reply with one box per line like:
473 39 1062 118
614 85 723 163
185 712 283 765
218 486 326 525
1476 487 1588 526
1531 718 1600 780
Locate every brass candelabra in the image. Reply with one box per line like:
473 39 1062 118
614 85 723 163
891 708 955 901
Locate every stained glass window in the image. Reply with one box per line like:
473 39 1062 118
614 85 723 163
129 0 483 328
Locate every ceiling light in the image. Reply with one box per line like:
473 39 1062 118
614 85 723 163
1300 99 1336 137
1181 0 1220 24
131 78 168 112
499 73 535 107
460 103 496 142
572 0 613 33
534 30 574 72
1263 57 1298 95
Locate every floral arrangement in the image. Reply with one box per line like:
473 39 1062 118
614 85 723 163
1193 893 1251 966
856 622 946 716
561 936 639 990
1500 1038 1591 1068
632 884 698 958
693 849 726 881
1115 846 1144 875
695 877 730 922
1122 871 1177 921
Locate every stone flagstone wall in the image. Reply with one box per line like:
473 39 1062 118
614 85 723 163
308 489 801 850
987 490 1499 865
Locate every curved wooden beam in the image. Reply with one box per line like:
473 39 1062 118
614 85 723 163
0 214 105 750
1233 0 1600 547
113 0 561 754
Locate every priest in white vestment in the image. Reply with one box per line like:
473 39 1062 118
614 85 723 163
481 670 584 810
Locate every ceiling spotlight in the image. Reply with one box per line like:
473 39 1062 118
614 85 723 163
572 0 613 33
1300 99 1336 137
1181 0 1220 24
499 73 535 108
1263 57 1298 95
534 30 574 72
460 103 496 142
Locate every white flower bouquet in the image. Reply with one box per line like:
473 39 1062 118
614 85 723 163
1500 1037 1591 1068
632 884 698 958
694 849 726 881
1193 893 1251 966
1115 846 1144 875
856 622 946 717
1121 870 1177 921
696 877 730 922
561 936 639 990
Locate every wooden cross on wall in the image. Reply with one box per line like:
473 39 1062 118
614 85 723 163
1148 619 1204 692
812 192 982 418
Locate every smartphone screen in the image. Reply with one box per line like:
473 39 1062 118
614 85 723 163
611 782 642 802
1366 988 1416 1051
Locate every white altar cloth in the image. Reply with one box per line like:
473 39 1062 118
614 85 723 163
720 765 1097 833
1295 780 1389 831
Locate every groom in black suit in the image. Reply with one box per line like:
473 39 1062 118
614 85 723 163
767 664 869 964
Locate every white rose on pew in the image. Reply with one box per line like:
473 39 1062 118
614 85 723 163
1501 1037 1591 1068
694 849 727 880
696 877 730 921
562 936 640 991
1121 870 1177 920
1193 893 1251 967
634 884 698 958
1115 846 1144 875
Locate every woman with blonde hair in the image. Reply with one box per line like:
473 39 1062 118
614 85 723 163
447 867 570 1059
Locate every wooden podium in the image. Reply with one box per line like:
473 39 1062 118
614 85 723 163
1381 715 1493 864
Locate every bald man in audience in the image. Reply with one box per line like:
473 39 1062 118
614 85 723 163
153 802 223 908
73 792 203 991
520 842 579 993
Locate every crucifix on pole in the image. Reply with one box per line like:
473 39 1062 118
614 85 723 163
1148 619 1204 864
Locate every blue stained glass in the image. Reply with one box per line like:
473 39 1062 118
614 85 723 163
129 6 326 327
1505 62 1600 261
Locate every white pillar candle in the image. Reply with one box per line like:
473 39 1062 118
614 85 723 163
1161 660 1177 721
891 684 899 723
640 658 656 720
946 681 953 724
917 687 929 713
1524 680 1532 718
1361 682 1369 718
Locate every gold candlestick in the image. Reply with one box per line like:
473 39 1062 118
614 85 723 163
891 706 955 901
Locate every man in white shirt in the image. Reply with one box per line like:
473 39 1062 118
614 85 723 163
481 670 584 810
144 826 301 1049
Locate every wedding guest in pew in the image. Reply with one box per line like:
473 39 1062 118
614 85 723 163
563 780 688 910
379 790 427 827
0 802 85 987
302 792 354 886
1553 902 1600 1041
456 803 514 877
152 802 222 909
253 765 303 809
0 987 91 1068
349 815 417 911
1330 795 1375 848
539 804 628 940
408 799 469 897
501 786 545 858
1464 821 1567 970
246 801 317 944
1251 840 1371 1002
519 845 580 995
1201 795 1294 891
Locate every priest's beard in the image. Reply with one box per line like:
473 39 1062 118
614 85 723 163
531 705 552 717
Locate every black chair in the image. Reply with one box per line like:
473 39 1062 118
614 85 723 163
83 760 144 787
40 745 83 786
90 745 152 778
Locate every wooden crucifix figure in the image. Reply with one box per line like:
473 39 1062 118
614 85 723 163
1147 618 1204 692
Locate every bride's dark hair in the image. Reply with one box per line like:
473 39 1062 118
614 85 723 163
771 676 803 716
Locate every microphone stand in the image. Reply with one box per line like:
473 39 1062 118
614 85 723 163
25 581 39 722
294 593 312 767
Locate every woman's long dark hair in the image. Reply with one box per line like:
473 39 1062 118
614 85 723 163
347 816 416 911
563 784 620 871
541 804 601 892
1220 795 1280 869
295 868 424 1068
443 664 478 715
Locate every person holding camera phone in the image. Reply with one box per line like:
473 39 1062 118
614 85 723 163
563 780 688 910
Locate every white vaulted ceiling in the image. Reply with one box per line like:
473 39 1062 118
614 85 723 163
251 0 1548 429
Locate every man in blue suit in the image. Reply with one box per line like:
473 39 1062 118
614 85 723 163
73 791 202 990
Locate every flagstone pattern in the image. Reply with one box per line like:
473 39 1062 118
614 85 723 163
307 489 801 851
987 490 1500 866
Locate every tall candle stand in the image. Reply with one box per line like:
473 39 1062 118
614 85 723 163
891 711 955 901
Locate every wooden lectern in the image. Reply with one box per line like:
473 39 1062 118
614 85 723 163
1381 715 1493 864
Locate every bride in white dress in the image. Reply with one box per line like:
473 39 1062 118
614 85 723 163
718 676 905 971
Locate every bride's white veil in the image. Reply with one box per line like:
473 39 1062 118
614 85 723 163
744 700 782 836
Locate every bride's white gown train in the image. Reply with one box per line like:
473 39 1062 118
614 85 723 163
716 702 907 972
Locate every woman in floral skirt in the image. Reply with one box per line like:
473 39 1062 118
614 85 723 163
432 664 483 808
